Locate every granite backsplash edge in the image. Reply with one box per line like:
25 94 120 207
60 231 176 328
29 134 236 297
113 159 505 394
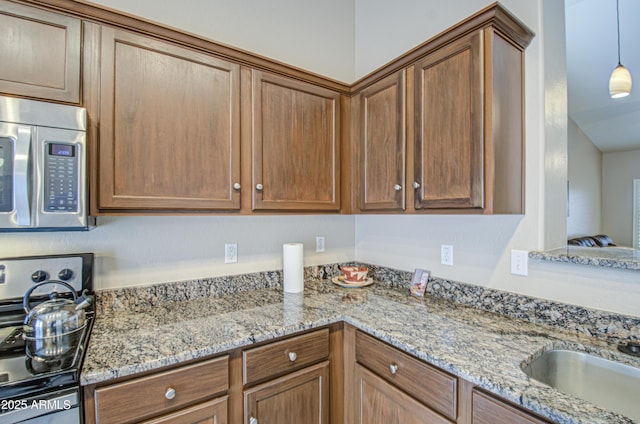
95 262 639 343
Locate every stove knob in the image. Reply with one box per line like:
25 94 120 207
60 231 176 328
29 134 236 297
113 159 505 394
58 268 74 281
31 270 49 283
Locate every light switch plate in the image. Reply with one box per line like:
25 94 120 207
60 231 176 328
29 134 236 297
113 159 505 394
511 249 528 276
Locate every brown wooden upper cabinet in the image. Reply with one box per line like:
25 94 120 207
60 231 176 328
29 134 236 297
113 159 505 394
412 26 527 214
413 31 484 211
0 0 81 103
96 27 241 212
249 70 341 211
352 5 533 215
354 71 406 212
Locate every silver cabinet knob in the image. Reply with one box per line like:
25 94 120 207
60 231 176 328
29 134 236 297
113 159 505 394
165 387 176 400
288 351 297 362
389 363 399 375
412 181 421 189
255 184 263 191
394 184 402 191
233 182 241 190
250 417 258 424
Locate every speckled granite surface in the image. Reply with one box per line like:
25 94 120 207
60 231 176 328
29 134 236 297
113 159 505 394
96 263 640 343
529 246 640 270
85 266 640 424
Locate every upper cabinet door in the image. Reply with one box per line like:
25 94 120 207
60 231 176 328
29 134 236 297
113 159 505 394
0 0 81 103
98 27 241 211
356 71 406 211
250 70 340 211
413 31 484 210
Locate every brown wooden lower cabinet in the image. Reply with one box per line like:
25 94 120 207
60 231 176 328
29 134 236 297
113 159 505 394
244 361 329 424
87 356 229 424
140 397 228 424
472 389 551 424
84 325 552 424
354 364 452 424
352 329 457 424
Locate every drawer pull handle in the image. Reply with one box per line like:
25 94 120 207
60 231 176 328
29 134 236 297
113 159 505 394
165 387 176 400
288 351 297 362
250 416 258 424
389 363 399 375
394 184 402 191
412 181 421 189
233 182 241 190
256 183 264 191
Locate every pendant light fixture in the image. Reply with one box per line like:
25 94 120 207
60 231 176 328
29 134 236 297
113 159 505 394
609 0 632 98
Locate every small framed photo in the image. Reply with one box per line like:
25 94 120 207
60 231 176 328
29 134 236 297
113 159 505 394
409 269 430 297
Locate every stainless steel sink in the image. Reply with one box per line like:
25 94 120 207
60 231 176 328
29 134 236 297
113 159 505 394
522 349 640 420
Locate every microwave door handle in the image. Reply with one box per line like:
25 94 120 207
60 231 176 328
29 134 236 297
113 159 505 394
14 126 31 226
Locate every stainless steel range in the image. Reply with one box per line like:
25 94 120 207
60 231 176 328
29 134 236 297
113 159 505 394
0 253 94 423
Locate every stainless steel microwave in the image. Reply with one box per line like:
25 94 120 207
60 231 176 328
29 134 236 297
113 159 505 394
0 95 89 231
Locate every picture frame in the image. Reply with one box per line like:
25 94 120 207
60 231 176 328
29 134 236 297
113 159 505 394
409 268 430 297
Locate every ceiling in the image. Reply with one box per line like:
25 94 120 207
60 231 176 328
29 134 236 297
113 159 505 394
565 0 640 152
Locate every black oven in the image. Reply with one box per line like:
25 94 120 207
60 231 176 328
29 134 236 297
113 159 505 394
0 253 94 424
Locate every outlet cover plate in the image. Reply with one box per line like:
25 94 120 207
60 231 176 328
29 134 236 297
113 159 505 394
316 236 325 253
225 243 238 264
441 245 453 266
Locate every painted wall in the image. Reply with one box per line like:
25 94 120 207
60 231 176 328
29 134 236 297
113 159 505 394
602 149 640 247
0 216 355 290
87 0 356 83
567 118 602 238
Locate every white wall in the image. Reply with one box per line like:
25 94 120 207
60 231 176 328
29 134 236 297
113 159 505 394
354 0 533 80
567 118 602 238
0 216 355 290
602 149 640 247
87 0 356 83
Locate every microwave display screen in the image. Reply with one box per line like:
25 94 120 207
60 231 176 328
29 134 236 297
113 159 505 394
49 143 75 157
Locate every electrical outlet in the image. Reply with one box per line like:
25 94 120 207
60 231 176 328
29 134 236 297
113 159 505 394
316 236 325 253
441 245 453 266
225 243 238 264
511 249 528 276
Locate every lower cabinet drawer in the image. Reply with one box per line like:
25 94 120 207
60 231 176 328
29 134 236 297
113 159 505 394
355 330 457 421
243 328 329 385
472 389 550 424
93 356 229 424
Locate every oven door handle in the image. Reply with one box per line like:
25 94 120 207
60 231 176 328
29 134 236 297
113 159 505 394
13 125 31 226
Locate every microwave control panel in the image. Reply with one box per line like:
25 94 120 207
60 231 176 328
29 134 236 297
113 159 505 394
44 142 78 212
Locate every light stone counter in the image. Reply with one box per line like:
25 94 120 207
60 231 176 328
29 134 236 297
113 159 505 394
82 277 640 424
529 246 640 270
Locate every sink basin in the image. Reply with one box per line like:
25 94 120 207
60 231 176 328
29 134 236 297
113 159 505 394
522 349 640 420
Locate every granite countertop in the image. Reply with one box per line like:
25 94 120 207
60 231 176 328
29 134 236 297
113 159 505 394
82 279 640 424
529 246 640 270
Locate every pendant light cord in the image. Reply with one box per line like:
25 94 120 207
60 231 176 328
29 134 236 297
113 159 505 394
616 0 622 66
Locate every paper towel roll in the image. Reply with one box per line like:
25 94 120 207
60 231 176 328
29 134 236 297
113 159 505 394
283 243 304 293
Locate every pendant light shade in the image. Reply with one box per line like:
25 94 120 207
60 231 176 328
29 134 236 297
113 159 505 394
610 64 632 98
610 0 632 98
